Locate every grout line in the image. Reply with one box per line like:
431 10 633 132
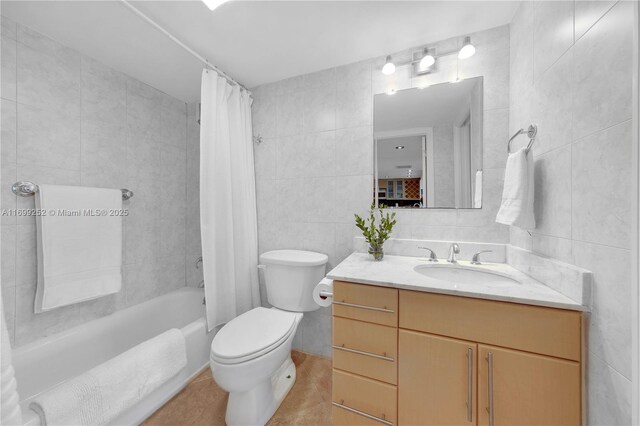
588 349 632 382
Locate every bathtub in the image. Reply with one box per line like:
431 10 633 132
12 287 215 426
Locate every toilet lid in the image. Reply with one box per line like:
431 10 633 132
259 250 328 267
211 307 298 364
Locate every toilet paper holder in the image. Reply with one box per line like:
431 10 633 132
318 290 333 299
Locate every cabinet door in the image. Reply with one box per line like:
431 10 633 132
477 345 581 426
399 330 477 425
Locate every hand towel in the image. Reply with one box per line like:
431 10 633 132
496 148 535 229
30 328 187 426
473 170 483 208
1 290 22 426
35 185 123 313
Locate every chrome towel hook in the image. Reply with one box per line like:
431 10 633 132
507 124 537 154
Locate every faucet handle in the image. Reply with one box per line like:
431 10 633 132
471 250 493 265
418 247 438 262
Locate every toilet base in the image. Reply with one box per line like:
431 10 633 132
225 356 296 426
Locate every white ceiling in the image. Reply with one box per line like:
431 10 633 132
374 77 480 133
377 135 423 179
2 1 520 102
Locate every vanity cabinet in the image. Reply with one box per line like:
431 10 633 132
331 281 584 426
476 345 580 425
398 331 477 425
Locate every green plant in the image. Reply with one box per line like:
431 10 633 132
354 205 397 248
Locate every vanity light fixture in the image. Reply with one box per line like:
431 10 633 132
385 35 474 77
458 36 476 59
201 0 228 10
395 145 405 150
382 56 396 75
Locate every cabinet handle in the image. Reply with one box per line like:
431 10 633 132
333 300 395 313
487 352 494 426
467 348 473 422
332 345 395 361
332 401 394 426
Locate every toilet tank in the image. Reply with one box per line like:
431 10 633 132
259 250 328 312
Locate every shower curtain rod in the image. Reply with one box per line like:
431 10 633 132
119 0 250 92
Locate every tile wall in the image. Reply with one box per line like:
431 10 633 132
509 1 633 422
0 16 197 347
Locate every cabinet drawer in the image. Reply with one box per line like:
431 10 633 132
333 316 397 384
399 290 582 361
333 369 397 426
333 281 398 326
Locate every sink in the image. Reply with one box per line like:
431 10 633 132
413 264 520 287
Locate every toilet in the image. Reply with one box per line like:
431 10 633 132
210 250 328 426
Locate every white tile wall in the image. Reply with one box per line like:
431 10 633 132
509 1 634 422
0 17 194 347
252 25 511 356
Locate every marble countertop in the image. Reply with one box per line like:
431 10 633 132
326 253 587 311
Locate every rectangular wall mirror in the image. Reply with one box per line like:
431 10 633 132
373 77 483 209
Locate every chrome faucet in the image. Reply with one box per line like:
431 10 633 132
447 243 460 263
418 247 438 262
471 250 493 265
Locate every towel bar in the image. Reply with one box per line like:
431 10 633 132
11 181 134 200
507 124 537 154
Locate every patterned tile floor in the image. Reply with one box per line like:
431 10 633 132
144 351 333 426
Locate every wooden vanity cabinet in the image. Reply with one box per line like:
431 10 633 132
476 345 581 425
331 282 584 426
398 331 477 425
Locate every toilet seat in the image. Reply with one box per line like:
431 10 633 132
211 307 299 365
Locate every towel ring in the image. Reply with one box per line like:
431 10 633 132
507 124 537 154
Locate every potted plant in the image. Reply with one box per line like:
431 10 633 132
354 205 397 261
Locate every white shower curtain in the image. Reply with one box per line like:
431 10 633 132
200 70 260 332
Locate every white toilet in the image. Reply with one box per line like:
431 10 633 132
210 249 328 426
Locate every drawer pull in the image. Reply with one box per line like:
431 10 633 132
332 401 394 426
334 300 395 313
332 344 395 361
467 348 473 422
487 352 494 426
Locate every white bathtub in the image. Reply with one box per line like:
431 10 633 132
12 287 215 426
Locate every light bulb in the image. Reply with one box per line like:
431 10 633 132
202 0 228 11
419 49 435 71
382 56 396 75
458 36 476 59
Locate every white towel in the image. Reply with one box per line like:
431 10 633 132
496 148 535 229
34 185 123 312
1 290 22 426
473 170 483 208
30 328 187 426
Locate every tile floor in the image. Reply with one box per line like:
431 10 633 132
144 351 333 426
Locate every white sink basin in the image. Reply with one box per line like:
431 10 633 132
413 264 520 287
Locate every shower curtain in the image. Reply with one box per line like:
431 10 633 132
200 69 260 332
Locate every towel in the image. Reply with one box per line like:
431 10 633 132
1 290 22 426
473 170 483 208
30 328 187 426
34 185 123 312
496 148 535 229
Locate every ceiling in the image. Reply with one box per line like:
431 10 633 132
377 135 423 179
2 1 520 102
374 77 480 133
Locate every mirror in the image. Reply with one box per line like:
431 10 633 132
374 77 483 209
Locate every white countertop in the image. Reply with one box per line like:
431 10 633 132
326 253 587 311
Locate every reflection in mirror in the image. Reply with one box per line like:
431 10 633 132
374 77 483 209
